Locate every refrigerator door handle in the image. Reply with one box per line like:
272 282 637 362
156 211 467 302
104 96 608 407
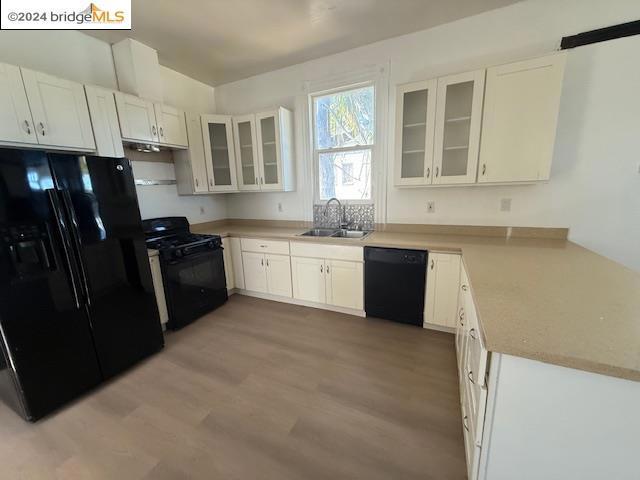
60 189 91 306
46 189 82 310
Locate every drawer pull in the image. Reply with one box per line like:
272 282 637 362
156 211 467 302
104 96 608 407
463 415 469 432
469 328 477 340
468 371 475 385
259 245 267 248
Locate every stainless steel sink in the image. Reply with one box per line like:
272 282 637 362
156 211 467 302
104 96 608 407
299 228 337 237
299 228 372 239
331 229 372 239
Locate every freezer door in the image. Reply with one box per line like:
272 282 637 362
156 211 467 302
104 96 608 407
0 149 102 421
49 154 164 379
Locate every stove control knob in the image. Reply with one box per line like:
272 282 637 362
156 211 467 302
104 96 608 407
174 249 184 258
208 241 215 249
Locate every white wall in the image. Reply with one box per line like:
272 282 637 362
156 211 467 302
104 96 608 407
214 0 640 270
0 30 228 224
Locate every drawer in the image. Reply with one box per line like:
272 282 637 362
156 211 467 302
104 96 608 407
290 241 363 262
241 238 290 255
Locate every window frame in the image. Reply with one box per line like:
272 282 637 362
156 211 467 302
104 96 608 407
310 81 376 204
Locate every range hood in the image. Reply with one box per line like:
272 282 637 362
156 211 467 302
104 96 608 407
112 38 163 103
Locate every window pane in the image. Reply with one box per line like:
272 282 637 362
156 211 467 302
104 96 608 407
319 149 371 200
314 86 374 149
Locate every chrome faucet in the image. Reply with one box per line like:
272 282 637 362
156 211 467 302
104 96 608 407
323 197 350 229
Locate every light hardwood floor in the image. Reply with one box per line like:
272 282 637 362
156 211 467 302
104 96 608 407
0 295 467 479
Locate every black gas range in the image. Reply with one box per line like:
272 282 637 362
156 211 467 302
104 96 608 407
143 217 227 330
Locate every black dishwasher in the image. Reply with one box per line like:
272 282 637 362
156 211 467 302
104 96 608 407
364 247 428 326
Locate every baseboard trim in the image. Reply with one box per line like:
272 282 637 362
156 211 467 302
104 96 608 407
234 289 366 317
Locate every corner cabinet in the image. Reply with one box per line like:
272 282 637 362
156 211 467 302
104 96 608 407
478 53 566 183
201 114 238 192
233 108 295 192
84 86 124 158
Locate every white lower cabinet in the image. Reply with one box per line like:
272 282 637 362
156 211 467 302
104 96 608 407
291 256 326 303
242 251 292 298
290 248 363 311
265 254 292 297
325 259 363 310
424 253 461 329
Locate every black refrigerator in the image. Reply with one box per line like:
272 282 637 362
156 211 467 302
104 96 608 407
0 148 164 421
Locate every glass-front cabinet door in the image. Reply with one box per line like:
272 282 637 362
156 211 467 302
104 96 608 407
256 110 283 191
432 70 485 185
201 114 238 192
233 114 260 191
394 79 437 186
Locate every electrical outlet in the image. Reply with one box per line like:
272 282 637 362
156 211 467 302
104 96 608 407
500 198 512 212
277 202 283 213
199 206 205 215
427 201 435 213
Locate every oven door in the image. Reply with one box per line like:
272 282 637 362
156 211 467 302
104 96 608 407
162 248 227 330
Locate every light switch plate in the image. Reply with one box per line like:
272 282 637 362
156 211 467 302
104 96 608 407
500 198 512 212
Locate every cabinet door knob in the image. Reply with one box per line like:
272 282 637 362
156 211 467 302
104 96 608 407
38 122 45 136
152 125 157 136
430 259 434 270
255 176 258 185
482 164 486 175
261 258 264 266
463 415 469 432
326 266 330 274
469 328 477 340
23 120 31 135
159 127 164 137
320 265 323 273
426 167 430 178
266 259 269 267
260 176 264 185
195 178 199 187
462 284 468 291
435 166 439 177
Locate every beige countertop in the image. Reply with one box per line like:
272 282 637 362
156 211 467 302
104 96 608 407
192 223 640 382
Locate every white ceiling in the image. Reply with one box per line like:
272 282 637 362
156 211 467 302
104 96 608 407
87 0 521 86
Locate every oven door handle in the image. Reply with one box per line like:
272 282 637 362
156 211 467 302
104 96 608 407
166 248 222 265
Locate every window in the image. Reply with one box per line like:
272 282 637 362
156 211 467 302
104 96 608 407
312 85 374 201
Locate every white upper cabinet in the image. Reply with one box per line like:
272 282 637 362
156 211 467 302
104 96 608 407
21 68 95 151
0 62 36 146
175 112 210 194
233 114 260 191
114 91 159 144
424 253 462 329
433 70 485 185
154 103 188 148
255 107 295 192
84 85 124 158
478 53 566 183
201 114 238 192
394 79 437 186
